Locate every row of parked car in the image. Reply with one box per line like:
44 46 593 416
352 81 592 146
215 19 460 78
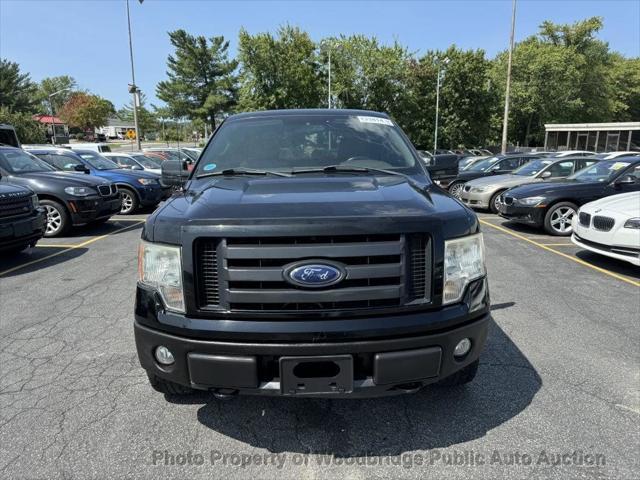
424 148 640 266
0 124 202 253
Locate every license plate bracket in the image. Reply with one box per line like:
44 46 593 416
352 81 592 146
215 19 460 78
280 355 353 395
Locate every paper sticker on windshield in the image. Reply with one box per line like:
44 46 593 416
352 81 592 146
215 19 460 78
203 163 216 171
357 116 394 126
610 162 628 171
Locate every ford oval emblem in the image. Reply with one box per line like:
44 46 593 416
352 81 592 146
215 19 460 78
284 261 345 288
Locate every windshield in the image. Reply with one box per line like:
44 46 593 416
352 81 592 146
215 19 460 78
568 161 632 182
195 114 419 176
0 149 56 173
513 159 553 176
77 151 120 170
132 154 161 169
468 156 500 172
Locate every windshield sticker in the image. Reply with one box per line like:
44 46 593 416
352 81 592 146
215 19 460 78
610 162 628 171
203 163 217 171
357 116 394 126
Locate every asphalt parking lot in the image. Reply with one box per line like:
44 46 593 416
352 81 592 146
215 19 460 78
1 210 638 479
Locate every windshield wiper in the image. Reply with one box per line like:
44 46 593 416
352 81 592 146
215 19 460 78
290 165 424 189
196 168 291 179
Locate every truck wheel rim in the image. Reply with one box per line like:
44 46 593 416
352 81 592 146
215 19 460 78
45 205 62 234
121 192 134 213
450 183 463 198
550 207 575 234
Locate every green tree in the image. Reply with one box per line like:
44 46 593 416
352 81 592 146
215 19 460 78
237 25 323 110
38 76 78 114
0 107 46 143
157 30 237 130
608 54 640 122
402 47 496 150
58 92 115 132
117 92 157 137
0 59 39 113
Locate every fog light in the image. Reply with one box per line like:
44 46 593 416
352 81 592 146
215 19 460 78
454 338 471 358
155 346 175 365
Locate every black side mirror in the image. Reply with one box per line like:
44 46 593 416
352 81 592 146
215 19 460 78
161 160 190 188
74 164 90 174
614 174 636 186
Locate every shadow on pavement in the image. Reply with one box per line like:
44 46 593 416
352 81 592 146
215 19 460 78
0 246 88 277
57 220 144 238
575 250 640 280
166 318 540 455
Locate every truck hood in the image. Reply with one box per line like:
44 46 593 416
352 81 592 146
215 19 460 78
147 175 478 244
0 182 33 196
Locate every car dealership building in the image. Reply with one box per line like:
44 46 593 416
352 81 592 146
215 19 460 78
544 122 640 153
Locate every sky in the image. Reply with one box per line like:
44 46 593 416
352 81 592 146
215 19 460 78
1 0 639 110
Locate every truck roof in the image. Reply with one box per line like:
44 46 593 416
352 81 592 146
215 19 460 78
227 109 391 122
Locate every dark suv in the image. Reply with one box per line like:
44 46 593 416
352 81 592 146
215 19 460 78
0 182 46 253
135 109 490 398
0 146 121 236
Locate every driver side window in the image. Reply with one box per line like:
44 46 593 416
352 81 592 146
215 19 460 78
51 155 82 171
546 161 573 177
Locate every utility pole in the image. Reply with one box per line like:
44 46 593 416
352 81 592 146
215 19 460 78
48 88 70 145
501 0 517 154
322 40 341 108
126 0 142 150
434 57 449 155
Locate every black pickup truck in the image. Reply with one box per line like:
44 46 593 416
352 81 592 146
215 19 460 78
0 182 46 253
135 109 490 398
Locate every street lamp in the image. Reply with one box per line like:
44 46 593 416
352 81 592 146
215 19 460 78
501 0 517 154
48 88 70 145
321 40 342 108
434 56 450 155
126 0 143 150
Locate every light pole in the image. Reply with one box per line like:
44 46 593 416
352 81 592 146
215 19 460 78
322 40 341 108
126 0 143 150
434 57 449 155
501 0 517 154
48 88 70 145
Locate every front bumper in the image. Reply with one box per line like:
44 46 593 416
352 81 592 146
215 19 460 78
496 202 545 226
69 195 122 225
135 277 490 397
138 186 165 207
460 190 493 209
572 226 640 267
0 209 47 251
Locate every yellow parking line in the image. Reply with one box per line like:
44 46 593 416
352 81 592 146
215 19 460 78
479 219 640 288
0 221 144 277
36 244 80 248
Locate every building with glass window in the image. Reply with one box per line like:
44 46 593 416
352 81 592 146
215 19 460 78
544 122 640 153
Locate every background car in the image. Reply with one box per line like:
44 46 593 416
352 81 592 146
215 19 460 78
28 148 165 215
594 151 640 160
447 153 542 198
0 146 121 236
103 152 162 175
460 156 600 213
547 150 596 158
458 155 489 171
497 158 640 235
65 143 112 153
572 192 640 266
0 182 46 253
143 147 197 162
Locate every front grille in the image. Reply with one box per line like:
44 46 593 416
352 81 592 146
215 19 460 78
195 234 431 314
579 212 591 227
593 216 615 232
0 195 32 219
98 184 118 196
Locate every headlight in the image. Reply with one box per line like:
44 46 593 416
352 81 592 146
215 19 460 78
138 241 185 313
137 178 159 185
443 233 486 305
30 194 39 209
515 196 545 207
470 186 489 193
624 218 640 229
64 186 94 196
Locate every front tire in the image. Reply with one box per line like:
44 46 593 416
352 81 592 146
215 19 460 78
448 181 465 199
544 202 577 236
437 359 479 386
119 187 139 215
40 199 70 237
489 191 504 214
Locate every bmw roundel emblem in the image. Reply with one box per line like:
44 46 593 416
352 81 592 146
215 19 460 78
284 261 345 288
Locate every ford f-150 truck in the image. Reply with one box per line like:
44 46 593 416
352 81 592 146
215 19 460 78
135 109 490 398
